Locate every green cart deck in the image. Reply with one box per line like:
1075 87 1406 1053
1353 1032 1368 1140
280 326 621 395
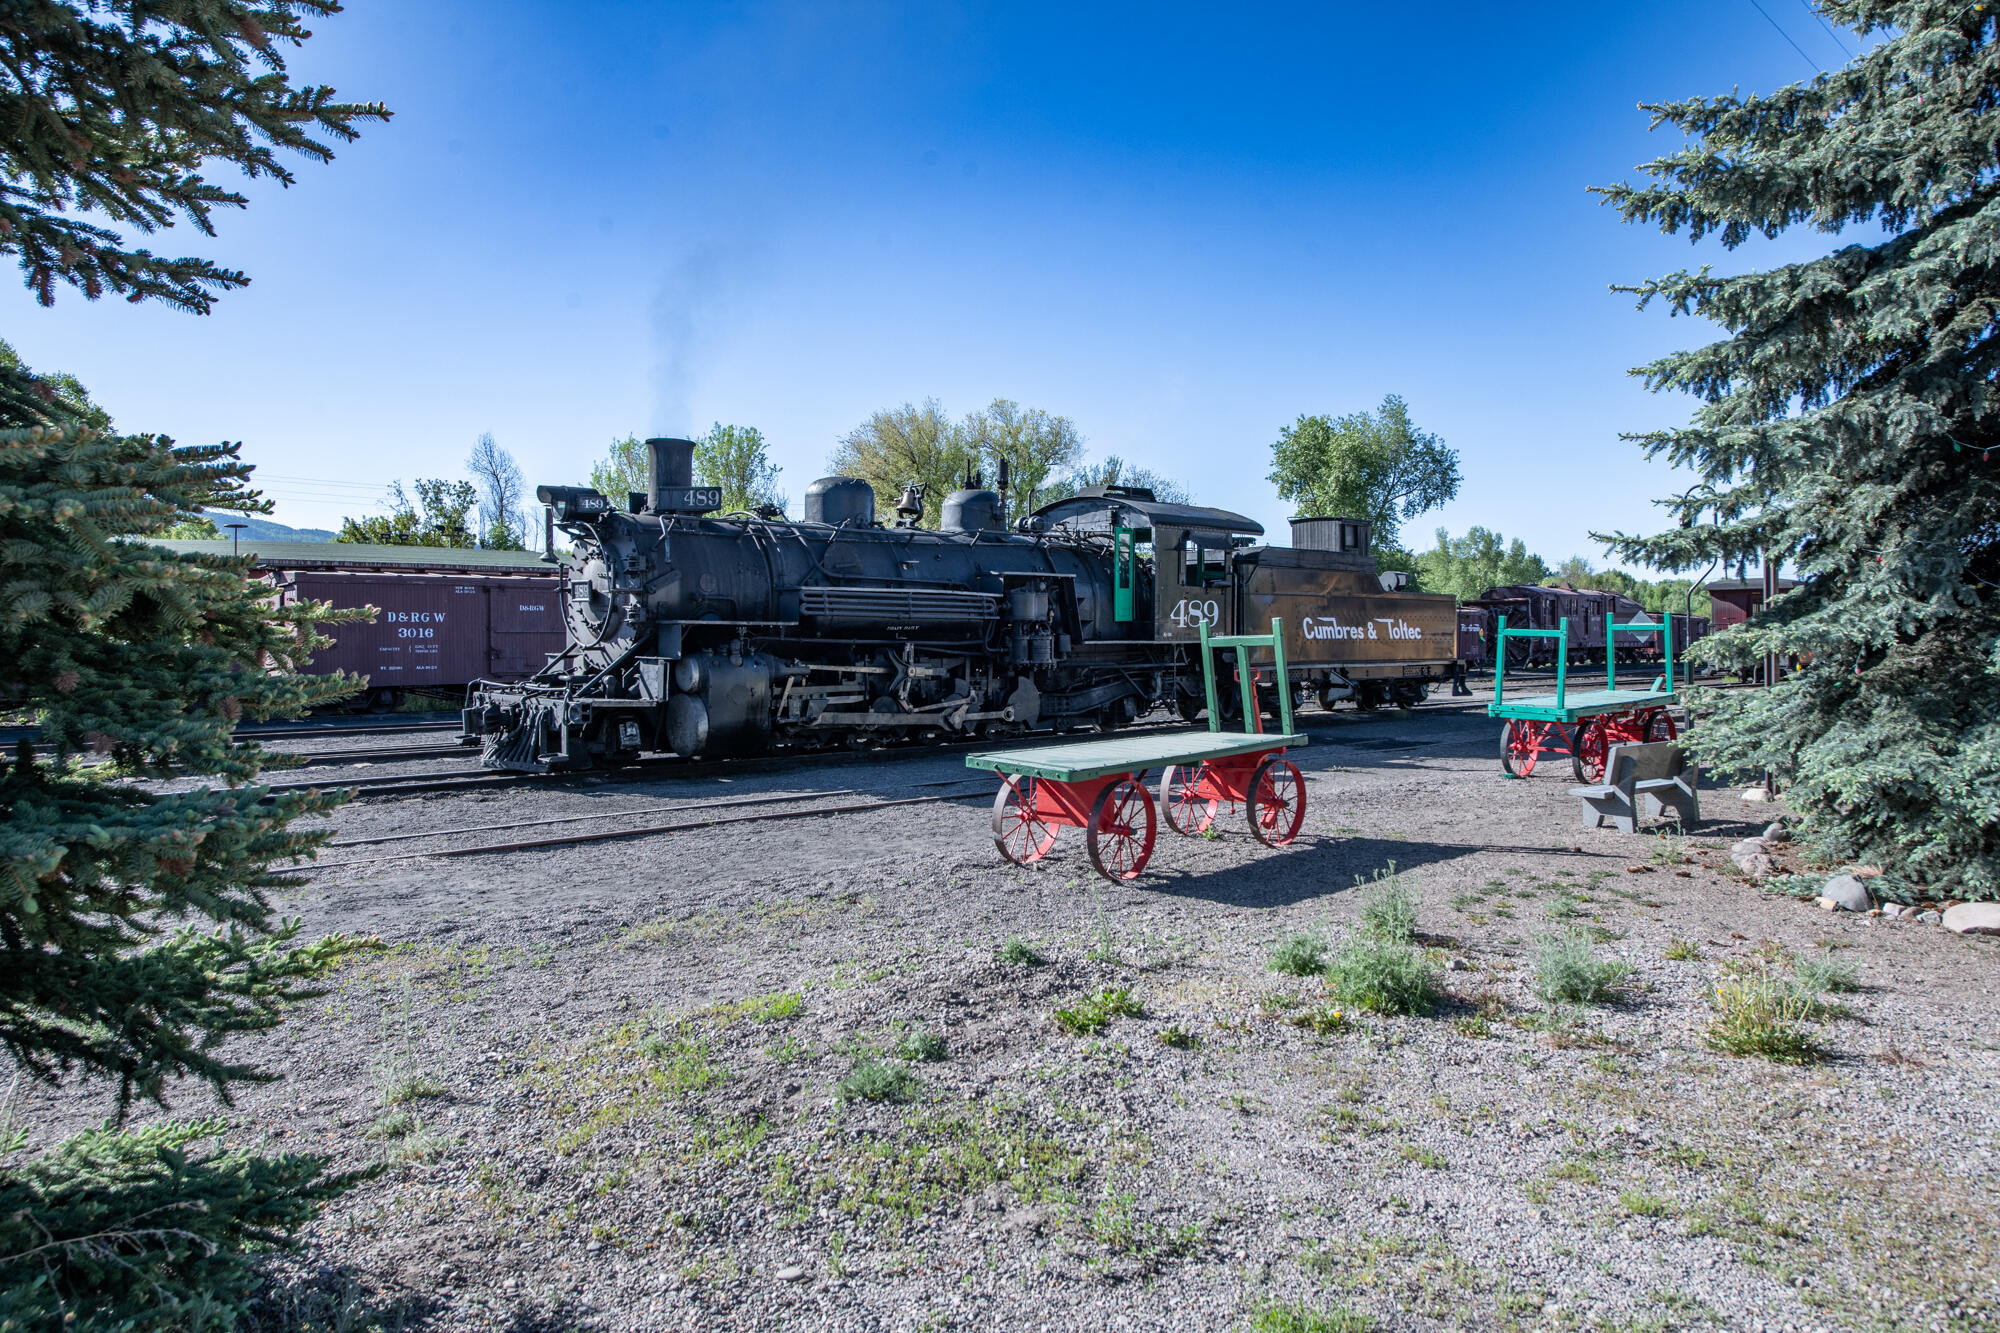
967 729 1306 783
1488 684 1677 724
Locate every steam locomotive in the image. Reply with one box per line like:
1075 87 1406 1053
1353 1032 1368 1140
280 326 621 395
461 437 1459 771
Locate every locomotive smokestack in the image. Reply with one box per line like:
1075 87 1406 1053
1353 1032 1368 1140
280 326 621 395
646 437 697 512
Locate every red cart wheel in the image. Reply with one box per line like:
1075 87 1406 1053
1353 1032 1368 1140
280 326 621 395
1571 717 1606 783
1642 708 1677 743
1247 756 1306 846
1500 719 1553 777
1087 778 1156 881
1159 764 1218 836
992 776 1056 865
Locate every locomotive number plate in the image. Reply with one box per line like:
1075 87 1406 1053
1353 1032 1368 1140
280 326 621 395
657 486 723 512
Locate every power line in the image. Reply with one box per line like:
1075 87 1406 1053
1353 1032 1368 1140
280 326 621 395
1747 0 1823 74
1795 0 1855 59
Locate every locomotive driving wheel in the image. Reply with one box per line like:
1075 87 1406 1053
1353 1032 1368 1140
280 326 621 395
1499 719 1561 777
1159 763 1219 836
1246 756 1306 846
1086 778 1157 881
992 776 1056 865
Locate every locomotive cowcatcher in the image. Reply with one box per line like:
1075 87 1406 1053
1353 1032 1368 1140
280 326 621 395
460 437 1458 771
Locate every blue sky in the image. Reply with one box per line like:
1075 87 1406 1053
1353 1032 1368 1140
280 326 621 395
3 2 1860 566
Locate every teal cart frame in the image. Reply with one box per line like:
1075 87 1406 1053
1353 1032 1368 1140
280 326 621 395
968 618 1309 881
1488 614 1680 781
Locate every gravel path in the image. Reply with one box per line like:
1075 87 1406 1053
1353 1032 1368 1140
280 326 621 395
24 698 2000 1333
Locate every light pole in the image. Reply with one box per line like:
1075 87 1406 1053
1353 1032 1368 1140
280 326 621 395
224 522 248 557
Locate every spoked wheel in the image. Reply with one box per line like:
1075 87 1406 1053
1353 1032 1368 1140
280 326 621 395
1159 764 1219 836
1247 756 1307 846
1570 717 1606 783
992 776 1056 865
1087 778 1157 882
1500 719 1558 777
1641 707 1677 743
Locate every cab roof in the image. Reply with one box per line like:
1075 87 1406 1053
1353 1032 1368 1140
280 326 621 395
1032 485 1263 537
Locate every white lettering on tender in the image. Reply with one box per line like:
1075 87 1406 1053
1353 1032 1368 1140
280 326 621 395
1302 616 1427 643
518 604 544 613
383 611 447 624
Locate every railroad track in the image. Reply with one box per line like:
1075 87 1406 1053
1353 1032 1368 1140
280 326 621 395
256 718 1209 802
292 779 995 870
262 743 475 767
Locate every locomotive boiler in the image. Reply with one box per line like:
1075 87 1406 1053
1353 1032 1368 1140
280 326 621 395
461 437 1458 771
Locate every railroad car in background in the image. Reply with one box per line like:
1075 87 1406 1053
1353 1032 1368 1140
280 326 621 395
463 437 1461 771
1459 583 1686 669
152 540 566 710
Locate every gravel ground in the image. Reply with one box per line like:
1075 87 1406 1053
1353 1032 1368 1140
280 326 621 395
22 695 2000 1333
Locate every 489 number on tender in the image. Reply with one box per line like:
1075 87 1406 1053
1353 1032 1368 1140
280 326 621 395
1169 599 1222 628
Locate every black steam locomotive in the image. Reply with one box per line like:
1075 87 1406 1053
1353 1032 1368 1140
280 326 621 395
461 437 1458 770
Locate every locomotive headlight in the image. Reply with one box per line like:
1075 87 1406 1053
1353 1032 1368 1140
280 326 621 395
537 485 611 522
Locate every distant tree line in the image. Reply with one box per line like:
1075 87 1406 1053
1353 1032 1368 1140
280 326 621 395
335 432 532 550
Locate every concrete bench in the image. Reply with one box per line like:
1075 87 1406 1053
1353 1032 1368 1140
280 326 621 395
1569 741 1700 834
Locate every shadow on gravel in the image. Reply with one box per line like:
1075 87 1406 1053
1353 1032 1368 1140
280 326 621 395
1142 836 1471 908
246 1264 445 1332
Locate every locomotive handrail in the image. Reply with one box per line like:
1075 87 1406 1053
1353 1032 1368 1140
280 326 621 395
1197 617 1294 737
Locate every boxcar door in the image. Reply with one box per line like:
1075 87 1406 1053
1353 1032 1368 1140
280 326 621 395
487 579 564 679
1151 525 1234 642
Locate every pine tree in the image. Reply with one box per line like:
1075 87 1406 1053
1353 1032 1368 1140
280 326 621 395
1598 1 2000 897
0 4 387 1325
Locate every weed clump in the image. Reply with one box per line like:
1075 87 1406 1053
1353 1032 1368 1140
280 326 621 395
1706 974 1823 1063
1155 1025 1199 1050
1326 937 1439 1017
1323 867 1437 1016
1268 931 1328 976
1250 1299 1374 1333
895 1028 948 1062
1664 938 1701 962
1792 955 1860 994
1052 987 1142 1035
1357 869 1417 945
1531 930 1632 1005
997 935 1047 966
838 1057 919 1103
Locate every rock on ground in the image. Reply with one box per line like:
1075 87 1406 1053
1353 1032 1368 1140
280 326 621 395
1943 902 2000 936
1820 874 1873 913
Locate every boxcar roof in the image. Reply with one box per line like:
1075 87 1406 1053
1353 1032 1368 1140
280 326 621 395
141 539 563 573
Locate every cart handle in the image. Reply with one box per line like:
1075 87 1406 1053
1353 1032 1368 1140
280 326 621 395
1605 618 1675 695
1198 617 1294 737
1493 614 1570 711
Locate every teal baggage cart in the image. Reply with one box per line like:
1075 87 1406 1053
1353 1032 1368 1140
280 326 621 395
1488 614 1679 781
967 619 1308 882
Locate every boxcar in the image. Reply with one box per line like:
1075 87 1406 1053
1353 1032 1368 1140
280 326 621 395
153 540 565 708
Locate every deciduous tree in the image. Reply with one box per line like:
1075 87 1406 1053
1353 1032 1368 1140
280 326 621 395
1268 395 1460 552
467 432 526 549
1413 527 1552 603
334 478 479 548
829 399 978 524
1596 0 2000 897
695 423 785 515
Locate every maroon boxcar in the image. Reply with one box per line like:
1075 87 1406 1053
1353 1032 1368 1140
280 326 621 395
155 539 565 705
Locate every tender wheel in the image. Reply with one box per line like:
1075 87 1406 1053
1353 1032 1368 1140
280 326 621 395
1500 719 1553 777
1570 717 1607 783
1247 756 1306 846
1087 778 1156 882
1159 764 1218 836
992 776 1056 865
